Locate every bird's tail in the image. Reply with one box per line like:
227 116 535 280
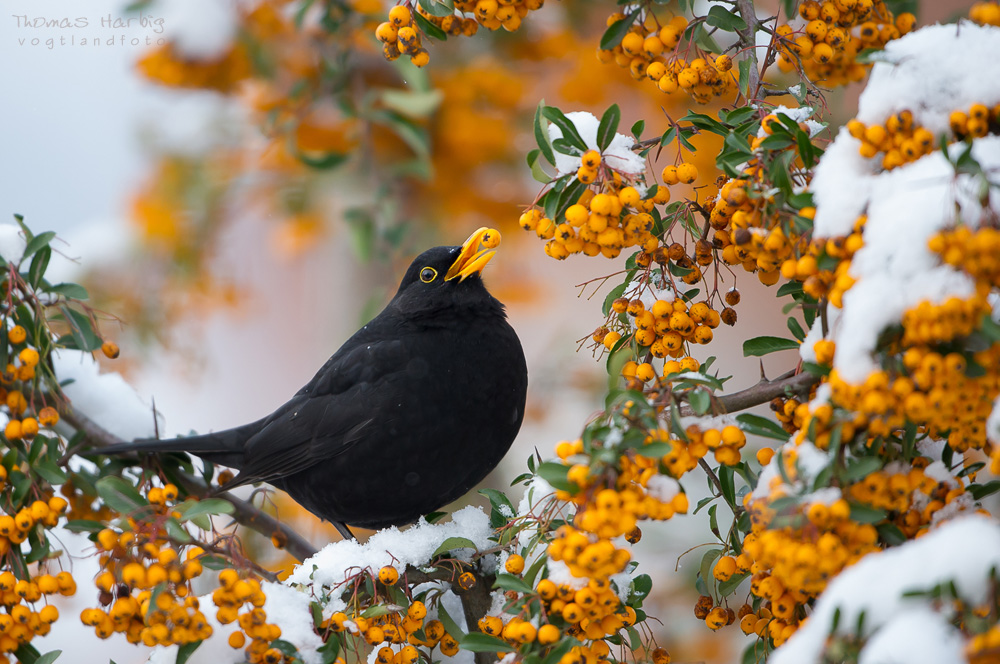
99 420 262 470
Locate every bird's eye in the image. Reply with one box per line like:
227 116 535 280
420 267 437 283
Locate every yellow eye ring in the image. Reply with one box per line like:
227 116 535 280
420 267 437 283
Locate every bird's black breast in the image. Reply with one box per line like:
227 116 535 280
269 308 527 529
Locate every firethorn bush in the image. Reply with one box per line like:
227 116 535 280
6 1 1000 664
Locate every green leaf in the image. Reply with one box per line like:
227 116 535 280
412 10 447 40
699 549 722 599
688 388 711 415
541 639 576 664
437 603 466 639
380 89 443 119
631 119 644 138
602 283 627 317
431 536 479 558
630 573 652 601
980 314 1000 342
28 246 51 289
361 604 398 619
849 504 887 524
417 0 454 16
318 638 342 664
708 504 719 537
599 8 641 50
176 641 202 664
542 108 588 153
494 573 533 594
527 149 552 185
165 519 193 543
969 481 1000 500
552 138 583 156
46 282 89 300
33 458 68 485
534 101 556 165
682 111 729 137
844 457 882 482
461 633 515 653
718 572 749 597
596 104 621 151
64 519 104 534
176 498 235 523
536 461 573 492
13 644 44 664
786 317 806 341
298 152 348 170
736 414 788 442
61 306 103 352
480 488 515 529
742 336 799 357
719 465 736 507
737 57 752 97
22 231 56 261
877 523 907 546
759 134 795 151
10 470 32 506
95 476 147 514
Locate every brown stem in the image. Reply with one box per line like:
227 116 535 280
680 370 819 417
454 569 497 664
60 405 319 562
405 564 497 664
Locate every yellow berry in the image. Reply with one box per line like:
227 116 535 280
676 162 698 184
505 554 525 575
378 566 399 585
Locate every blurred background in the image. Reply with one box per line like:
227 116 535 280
0 0 968 661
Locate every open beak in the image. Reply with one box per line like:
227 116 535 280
445 227 499 281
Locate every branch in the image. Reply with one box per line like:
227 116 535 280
680 370 819 417
399 564 497 664
60 405 319 562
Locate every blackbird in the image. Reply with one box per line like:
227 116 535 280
102 228 527 539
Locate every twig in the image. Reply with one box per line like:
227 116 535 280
680 370 819 417
60 406 320 562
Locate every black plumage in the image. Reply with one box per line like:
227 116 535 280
102 229 527 538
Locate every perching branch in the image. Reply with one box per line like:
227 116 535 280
680 369 819 418
60 405 320 562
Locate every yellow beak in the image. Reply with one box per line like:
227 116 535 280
445 227 499 281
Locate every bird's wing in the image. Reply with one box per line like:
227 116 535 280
225 335 409 486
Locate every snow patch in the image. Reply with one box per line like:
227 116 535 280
548 111 646 177
288 507 493 613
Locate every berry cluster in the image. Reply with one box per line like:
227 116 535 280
846 111 936 170
82 485 212 648
775 1 914 86
0 569 74 658
520 178 669 262
212 570 285 663
596 15 736 105
378 0 545 66
476 554 642 664
376 6 430 67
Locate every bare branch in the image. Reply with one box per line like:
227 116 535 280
680 370 819 418
60 405 319 562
